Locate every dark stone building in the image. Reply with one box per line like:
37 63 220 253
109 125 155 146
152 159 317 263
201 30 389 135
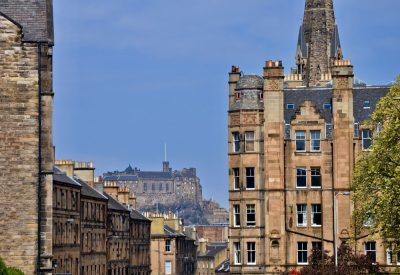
129 210 151 275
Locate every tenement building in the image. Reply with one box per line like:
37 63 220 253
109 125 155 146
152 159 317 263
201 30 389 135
0 1 54 273
228 0 391 273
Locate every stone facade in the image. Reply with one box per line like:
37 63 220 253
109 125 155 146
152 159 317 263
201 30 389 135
228 1 391 274
0 1 54 273
196 242 228 275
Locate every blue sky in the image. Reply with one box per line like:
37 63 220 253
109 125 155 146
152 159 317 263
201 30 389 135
53 0 400 208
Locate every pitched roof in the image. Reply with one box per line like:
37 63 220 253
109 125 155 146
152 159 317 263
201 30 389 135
74 177 107 201
0 0 54 43
137 171 172 180
164 225 184 237
215 260 230 273
130 209 150 221
353 86 390 123
200 244 227 258
103 192 129 212
53 166 81 188
104 175 139 182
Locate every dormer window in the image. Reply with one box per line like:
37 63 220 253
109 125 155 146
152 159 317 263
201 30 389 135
363 101 371 109
287 103 295 110
235 92 241 101
259 91 263 100
323 103 332 110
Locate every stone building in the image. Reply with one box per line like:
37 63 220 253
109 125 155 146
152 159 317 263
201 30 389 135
103 161 203 208
194 225 228 244
146 212 197 275
196 242 228 275
53 167 81 275
104 193 131 275
228 0 392 274
0 1 54 273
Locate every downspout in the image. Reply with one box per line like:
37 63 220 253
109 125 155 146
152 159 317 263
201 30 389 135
331 142 336 263
283 141 288 272
37 43 43 274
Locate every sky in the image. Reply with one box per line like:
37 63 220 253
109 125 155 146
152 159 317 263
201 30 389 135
53 0 400 208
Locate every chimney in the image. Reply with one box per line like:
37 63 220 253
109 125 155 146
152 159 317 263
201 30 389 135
128 193 137 209
55 160 74 177
103 181 119 198
228 65 241 109
117 186 130 206
74 161 95 187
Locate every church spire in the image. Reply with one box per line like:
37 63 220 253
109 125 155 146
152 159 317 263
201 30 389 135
296 0 342 86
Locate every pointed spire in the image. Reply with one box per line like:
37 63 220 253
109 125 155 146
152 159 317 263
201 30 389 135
296 0 342 86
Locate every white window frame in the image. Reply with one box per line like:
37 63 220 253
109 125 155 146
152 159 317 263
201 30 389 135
245 167 255 190
232 132 240 153
297 242 308 265
363 100 371 109
233 205 241 227
311 167 321 188
387 249 393 265
233 242 241 265
295 131 306 152
165 239 171 252
296 167 307 188
245 131 255 152
287 103 295 109
233 168 240 190
323 103 332 110
246 204 256 227
397 250 400 265
365 242 376 263
165 261 172 274
362 129 372 151
296 204 307 227
310 130 321 152
311 204 322 227
247 242 256 265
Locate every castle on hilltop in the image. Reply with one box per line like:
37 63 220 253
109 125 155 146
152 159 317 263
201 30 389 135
228 0 392 274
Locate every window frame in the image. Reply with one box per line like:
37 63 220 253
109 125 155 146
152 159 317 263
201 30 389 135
287 103 295 110
245 167 255 190
295 131 306 152
233 242 241 265
296 167 307 188
233 168 240 190
365 241 377 263
232 132 241 153
165 260 172 275
296 204 307 227
247 242 256 265
245 131 255 152
312 241 322 251
363 100 371 109
310 130 321 152
297 242 308 265
387 249 393 265
165 239 171 252
362 129 372 151
323 103 332 110
311 204 322 227
246 204 256 227
311 167 321 188
233 205 241 227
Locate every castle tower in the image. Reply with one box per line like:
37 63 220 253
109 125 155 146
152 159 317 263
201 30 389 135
295 0 343 86
0 1 54 273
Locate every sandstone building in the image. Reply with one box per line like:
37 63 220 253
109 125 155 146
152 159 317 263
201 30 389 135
228 0 392 273
0 1 54 273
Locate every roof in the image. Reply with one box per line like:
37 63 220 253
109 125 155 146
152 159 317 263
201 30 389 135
104 175 139 182
353 86 390 123
200 244 227 258
137 171 172 180
297 25 308 58
103 192 129 212
0 0 54 43
53 166 81 188
235 75 263 90
130 209 150 222
215 260 230 273
330 25 342 58
164 225 184 237
74 177 107 201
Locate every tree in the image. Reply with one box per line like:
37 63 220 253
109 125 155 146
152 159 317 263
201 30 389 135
0 258 24 275
352 77 400 242
300 244 380 275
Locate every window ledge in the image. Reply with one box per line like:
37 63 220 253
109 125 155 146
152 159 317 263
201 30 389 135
297 263 308 266
310 186 322 189
296 187 307 189
311 225 322 228
297 225 307 228
247 263 257 266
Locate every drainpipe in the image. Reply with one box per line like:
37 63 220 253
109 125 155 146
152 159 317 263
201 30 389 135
37 43 43 274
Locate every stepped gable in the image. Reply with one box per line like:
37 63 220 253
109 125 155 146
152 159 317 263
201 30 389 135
0 0 54 43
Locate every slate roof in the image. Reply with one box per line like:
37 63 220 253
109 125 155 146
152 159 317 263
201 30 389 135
330 25 342 58
215 260 230 273
53 166 81 188
130 209 150 221
0 0 54 43
235 75 263 90
199 244 227 258
297 25 308 57
74 177 107 201
103 192 129 212
137 171 172 180
164 225 184 237
353 86 390 123
104 175 139 182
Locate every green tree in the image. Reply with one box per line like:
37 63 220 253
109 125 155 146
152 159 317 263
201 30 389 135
0 258 24 275
352 77 400 241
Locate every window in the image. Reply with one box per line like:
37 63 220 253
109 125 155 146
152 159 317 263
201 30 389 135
296 131 306 152
310 130 321 151
362 129 372 150
287 103 295 109
165 261 172 274
365 242 376 262
387 249 393 265
152 183 155 192
259 91 263 100
312 241 322 251
297 204 307 227
297 242 308 264
246 204 256 227
233 205 241 227
311 167 321 188
363 100 371 109
323 103 332 110
143 183 147 192
246 168 255 189
296 167 307 188
232 132 240 153
245 131 255 152
397 251 400 265
233 242 241 265
159 183 163 191
166 183 169 192
311 204 322 226
247 242 256 265
235 92 241 101
165 239 171 252
233 168 240 190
